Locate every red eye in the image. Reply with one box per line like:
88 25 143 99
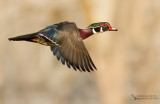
103 24 106 27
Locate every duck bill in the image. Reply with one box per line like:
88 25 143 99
109 26 118 31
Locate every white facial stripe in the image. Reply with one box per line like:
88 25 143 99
92 28 97 34
100 27 103 32
92 27 104 34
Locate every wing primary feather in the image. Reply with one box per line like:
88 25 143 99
79 56 86 72
50 46 54 51
69 62 76 71
72 65 77 71
80 66 86 72
86 51 97 70
87 62 94 71
77 49 86 72
83 49 96 70
66 61 71 68
72 48 81 71
50 46 57 56
76 66 81 72
53 47 57 55
84 52 94 71
84 57 91 72
56 50 60 60
68 42 78 71
61 56 65 65
81 50 90 72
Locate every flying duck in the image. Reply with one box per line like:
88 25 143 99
9 21 118 72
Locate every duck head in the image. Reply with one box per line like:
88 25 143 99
79 22 118 39
87 22 118 33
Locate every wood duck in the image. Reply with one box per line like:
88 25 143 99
9 21 118 72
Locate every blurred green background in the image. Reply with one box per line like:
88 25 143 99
0 0 160 104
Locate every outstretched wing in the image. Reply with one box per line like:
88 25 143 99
40 22 97 72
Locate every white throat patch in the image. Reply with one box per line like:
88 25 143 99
100 27 103 32
92 27 103 34
92 28 97 34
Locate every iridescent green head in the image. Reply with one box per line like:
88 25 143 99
87 22 118 34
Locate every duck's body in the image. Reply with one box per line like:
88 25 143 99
9 21 117 72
